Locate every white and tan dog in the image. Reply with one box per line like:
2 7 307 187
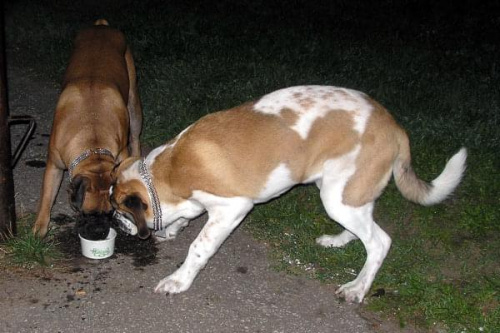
111 86 466 303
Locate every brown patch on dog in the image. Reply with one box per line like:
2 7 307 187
279 108 299 127
301 110 359 179
156 105 301 198
341 99 402 206
149 151 188 206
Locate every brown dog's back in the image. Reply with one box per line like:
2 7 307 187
63 23 129 101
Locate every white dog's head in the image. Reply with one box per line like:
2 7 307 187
110 157 152 239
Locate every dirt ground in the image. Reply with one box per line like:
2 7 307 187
0 61 420 332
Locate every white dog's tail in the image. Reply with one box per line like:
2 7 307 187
393 131 467 206
94 19 109 26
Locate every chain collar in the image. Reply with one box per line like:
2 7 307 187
68 148 114 182
138 159 163 231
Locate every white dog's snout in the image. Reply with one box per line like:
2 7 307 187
113 211 138 236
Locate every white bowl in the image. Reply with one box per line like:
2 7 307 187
79 228 117 259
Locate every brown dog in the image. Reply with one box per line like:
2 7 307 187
33 19 142 237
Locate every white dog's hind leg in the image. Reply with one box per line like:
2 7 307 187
323 201 391 303
154 195 253 294
333 210 391 303
314 165 358 248
319 161 391 303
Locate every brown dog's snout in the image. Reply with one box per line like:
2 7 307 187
77 212 113 241
98 189 113 212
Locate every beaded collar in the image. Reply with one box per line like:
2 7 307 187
68 148 114 181
138 159 163 231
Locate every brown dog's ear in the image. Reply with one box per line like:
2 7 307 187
70 175 90 211
123 194 151 239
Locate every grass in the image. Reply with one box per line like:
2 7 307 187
4 0 500 331
248 154 500 332
0 215 61 269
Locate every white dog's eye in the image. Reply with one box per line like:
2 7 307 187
123 195 147 211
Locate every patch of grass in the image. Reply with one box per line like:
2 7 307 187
4 0 499 331
0 215 61 269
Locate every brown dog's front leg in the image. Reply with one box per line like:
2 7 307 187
33 159 64 237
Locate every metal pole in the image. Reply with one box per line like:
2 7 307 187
0 4 16 240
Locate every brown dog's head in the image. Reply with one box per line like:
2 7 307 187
110 157 152 239
69 158 116 240
70 173 113 213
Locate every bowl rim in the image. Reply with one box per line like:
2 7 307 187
78 227 117 243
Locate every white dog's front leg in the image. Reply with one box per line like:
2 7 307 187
154 195 253 294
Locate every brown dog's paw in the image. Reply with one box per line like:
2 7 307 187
32 222 48 238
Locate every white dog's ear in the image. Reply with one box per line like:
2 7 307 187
70 175 90 211
123 194 151 239
111 157 141 182
110 162 121 185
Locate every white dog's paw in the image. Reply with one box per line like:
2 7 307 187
153 229 179 243
316 231 358 248
316 235 346 248
165 230 180 240
155 220 188 242
335 281 366 303
153 234 175 243
154 275 192 295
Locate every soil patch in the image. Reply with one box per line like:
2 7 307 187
53 214 158 268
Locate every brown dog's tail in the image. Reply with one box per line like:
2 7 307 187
392 130 467 206
94 19 109 26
